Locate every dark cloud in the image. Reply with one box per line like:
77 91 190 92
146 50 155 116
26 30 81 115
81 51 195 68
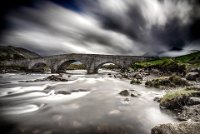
102 6 146 41
151 18 189 49
79 0 200 51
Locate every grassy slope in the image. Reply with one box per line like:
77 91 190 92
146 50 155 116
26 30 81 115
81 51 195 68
132 51 200 69
175 51 200 66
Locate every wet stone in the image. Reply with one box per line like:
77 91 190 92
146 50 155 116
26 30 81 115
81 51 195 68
56 91 71 95
131 93 138 97
119 90 129 96
153 97 161 102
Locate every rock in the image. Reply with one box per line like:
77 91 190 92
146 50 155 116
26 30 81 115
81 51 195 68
178 104 200 122
33 75 68 82
143 72 150 76
151 121 200 134
160 95 189 109
130 79 142 85
169 75 189 86
190 68 200 72
119 90 129 96
151 69 160 75
56 91 70 95
121 73 129 79
131 93 138 97
138 69 144 73
45 75 68 81
153 97 161 102
188 97 200 105
133 73 143 80
186 72 200 81
160 87 200 110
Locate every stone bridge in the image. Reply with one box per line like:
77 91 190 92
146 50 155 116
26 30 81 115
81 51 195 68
1 53 154 74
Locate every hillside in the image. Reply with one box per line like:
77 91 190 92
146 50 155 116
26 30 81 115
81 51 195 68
0 46 41 61
175 51 200 65
132 51 200 72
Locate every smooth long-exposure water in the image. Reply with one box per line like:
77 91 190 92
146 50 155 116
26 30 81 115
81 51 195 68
0 70 176 134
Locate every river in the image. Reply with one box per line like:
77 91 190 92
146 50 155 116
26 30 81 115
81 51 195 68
0 70 176 134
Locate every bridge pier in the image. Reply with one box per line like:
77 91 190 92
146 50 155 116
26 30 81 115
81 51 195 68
87 68 97 74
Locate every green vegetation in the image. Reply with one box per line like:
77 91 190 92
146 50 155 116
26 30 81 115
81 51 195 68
175 51 200 66
132 51 200 73
160 87 200 109
145 75 189 88
101 64 120 70
67 64 86 70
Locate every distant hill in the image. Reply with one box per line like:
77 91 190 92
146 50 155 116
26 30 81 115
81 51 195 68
0 46 41 61
132 51 200 71
175 51 200 64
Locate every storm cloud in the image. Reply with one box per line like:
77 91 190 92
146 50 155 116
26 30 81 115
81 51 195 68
0 0 200 56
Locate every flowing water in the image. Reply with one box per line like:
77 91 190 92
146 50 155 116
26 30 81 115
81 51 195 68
0 70 176 134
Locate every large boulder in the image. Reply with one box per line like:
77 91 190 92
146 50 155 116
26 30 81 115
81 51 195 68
151 122 200 134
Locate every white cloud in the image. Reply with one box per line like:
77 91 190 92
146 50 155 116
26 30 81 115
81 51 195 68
134 0 192 27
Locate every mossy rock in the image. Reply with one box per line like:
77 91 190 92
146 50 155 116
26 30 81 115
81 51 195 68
160 87 200 109
169 75 190 86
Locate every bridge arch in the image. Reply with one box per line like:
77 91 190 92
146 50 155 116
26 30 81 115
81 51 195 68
28 62 50 73
54 59 87 73
94 61 123 73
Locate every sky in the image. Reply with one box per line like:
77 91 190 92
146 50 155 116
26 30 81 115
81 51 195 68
0 0 200 56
